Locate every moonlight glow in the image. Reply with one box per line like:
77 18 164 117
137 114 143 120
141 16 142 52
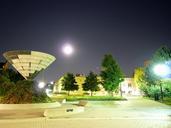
62 44 74 55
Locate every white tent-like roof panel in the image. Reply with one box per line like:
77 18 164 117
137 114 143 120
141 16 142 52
3 50 56 79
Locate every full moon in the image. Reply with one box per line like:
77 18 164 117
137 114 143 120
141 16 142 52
62 44 74 55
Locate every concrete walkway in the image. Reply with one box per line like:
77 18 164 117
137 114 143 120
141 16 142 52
0 96 171 128
71 96 171 119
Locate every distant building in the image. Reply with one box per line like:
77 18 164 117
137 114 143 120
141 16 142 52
120 78 140 96
53 77 64 93
54 75 140 96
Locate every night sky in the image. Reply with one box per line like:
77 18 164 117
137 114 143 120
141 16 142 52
0 0 170 82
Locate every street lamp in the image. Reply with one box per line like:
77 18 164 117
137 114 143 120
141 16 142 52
50 81 54 85
153 64 170 101
45 88 53 97
153 64 170 77
38 82 46 89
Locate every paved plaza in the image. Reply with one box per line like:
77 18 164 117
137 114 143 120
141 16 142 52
0 97 171 128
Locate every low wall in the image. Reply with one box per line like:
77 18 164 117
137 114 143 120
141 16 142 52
0 102 61 119
0 102 61 110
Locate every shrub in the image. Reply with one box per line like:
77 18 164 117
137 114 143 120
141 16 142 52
1 80 52 104
139 85 149 97
163 81 171 97
1 80 33 103
32 92 52 103
0 76 14 96
147 86 160 98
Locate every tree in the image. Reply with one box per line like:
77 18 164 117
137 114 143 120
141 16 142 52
7 69 25 83
2 80 33 103
1 80 51 104
145 46 171 85
62 73 78 95
152 45 171 63
133 67 149 96
134 67 146 87
83 71 100 96
100 54 124 96
0 75 13 96
0 61 24 83
144 45 171 100
145 46 171 82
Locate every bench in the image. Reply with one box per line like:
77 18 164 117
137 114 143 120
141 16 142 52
77 100 88 106
43 106 84 118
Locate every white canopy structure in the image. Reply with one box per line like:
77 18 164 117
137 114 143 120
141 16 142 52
3 50 56 79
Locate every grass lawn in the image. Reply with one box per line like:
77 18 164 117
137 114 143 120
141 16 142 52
143 96 171 106
51 95 127 101
161 97 171 106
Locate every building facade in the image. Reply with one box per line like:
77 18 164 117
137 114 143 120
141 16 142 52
120 78 140 96
54 75 140 96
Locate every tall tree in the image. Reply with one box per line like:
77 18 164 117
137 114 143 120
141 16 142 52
83 71 100 96
100 54 124 96
145 45 171 100
133 67 149 96
0 61 24 83
145 46 171 82
62 73 78 95
134 67 146 87
152 45 171 63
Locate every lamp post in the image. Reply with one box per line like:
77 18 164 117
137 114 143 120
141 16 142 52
38 82 46 89
153 64 170 101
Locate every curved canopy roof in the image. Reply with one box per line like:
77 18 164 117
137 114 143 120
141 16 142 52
3 50 56 79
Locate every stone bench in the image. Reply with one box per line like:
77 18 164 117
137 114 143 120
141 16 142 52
77 100 88 106
43 105 84 118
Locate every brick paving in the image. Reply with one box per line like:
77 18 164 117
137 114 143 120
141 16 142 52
0 97 171 128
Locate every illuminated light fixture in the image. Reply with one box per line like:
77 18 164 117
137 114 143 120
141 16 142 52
38 82 46 88
153 64 170 77
62 44 73 55
45 88 52 97
3 50 56 79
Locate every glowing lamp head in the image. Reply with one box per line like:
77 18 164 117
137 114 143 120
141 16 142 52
62 44 73 55
45 88 52 97
153 64 170 77
38 82 46 88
